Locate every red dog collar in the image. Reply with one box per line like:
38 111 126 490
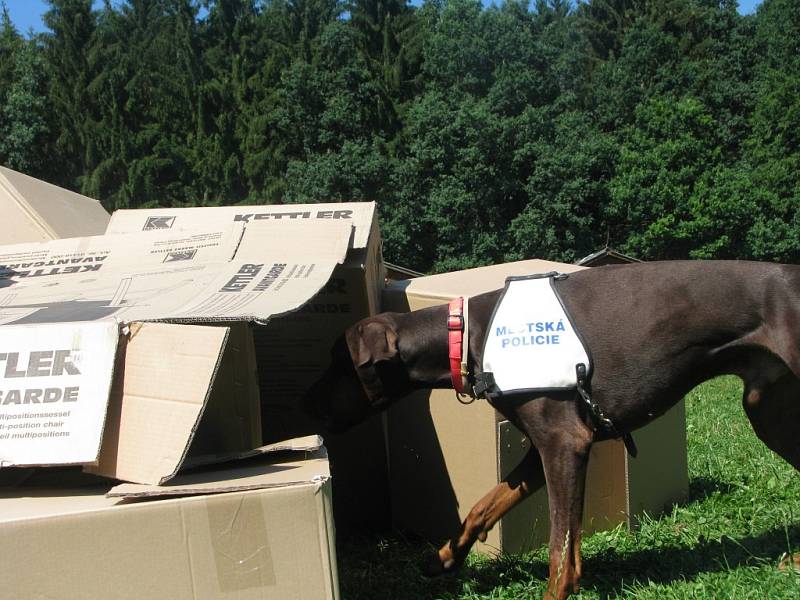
448 297 469 394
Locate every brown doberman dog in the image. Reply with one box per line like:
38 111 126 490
302 260 800 599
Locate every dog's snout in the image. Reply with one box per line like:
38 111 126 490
301 369 332 416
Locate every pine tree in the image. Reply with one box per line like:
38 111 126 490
0 3 23 166
0 43 51 176
43 0 97 188
0 2 22 96
84 0 201 209
239 0 342 202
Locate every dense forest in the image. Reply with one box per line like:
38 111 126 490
0 0 797 272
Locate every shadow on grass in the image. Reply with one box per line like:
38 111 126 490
338 475 797 599
337 532 468 600
435 524 799 599
338 522 798 599
579 523 800 596
687 476 739 503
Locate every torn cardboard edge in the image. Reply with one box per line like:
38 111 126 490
107 447 330 499
259 434 324 453
0 435 324 495
181 434 324 470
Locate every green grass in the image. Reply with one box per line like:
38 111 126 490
337 377 800 599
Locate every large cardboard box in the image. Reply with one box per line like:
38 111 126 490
383 259 690 554
105 203 389 530
0 447 339 600
0 166 110 244
0 219 354 479
0 214 363 597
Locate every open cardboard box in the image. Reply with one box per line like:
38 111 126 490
0 218 352 482
104 202 389 529
0 204 386 599
0 203 386 488
0 442 339 600
383 259 690 554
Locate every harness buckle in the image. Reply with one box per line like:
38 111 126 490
472 372 497 399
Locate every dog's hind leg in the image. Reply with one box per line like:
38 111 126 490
425 446 546 575
743 373 800 471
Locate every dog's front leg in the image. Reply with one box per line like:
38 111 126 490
425 447 545 575
539 432 591 600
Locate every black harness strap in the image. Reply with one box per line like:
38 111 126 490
576 363 637 457
472 372 496 399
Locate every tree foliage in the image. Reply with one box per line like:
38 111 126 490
2 0 798 272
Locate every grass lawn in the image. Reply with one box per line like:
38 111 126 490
337 377 800 599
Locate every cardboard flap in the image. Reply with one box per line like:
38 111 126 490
0 321 119 467
86 322 230 485
0 224 243 277
260 435 323 453
183 435 324 470
106 201 376 249
0 220 351 325
185 323 262 464
107 448 330 498
162 220 352 322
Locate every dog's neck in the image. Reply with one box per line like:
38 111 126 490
394 291 500 390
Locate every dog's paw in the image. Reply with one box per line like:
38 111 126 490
421 550 459 577
778 552 800 573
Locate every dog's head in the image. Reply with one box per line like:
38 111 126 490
302 316 408 433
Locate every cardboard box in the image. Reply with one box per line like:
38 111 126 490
0 166 110 244
0 219 352 482
105 203 390 529
0 446 339 600
383 259 689 554
0 207 375 597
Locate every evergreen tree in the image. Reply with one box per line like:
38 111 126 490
43 0 97 189
606 95 722 259
84 0 201 209
0 27 51 177
279 20 394 201
349 0 422 133
0 3 23 167
0 0 795 268
741 0 800 262
0 3 22 98
193 0 259 204
239 0 342 202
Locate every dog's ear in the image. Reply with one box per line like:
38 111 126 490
346 320 398 367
